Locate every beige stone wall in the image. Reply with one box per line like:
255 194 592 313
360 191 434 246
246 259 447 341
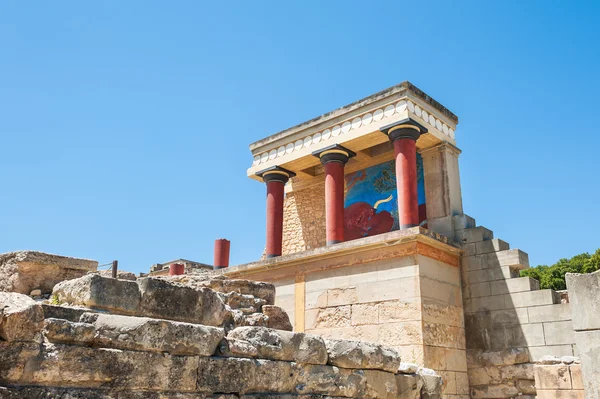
300 255 469 398
534 362 584 398
303 256 422 362
272 276 296 327
282 182 326 255
418 255 469 398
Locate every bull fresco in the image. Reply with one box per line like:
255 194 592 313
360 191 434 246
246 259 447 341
344 155 426 241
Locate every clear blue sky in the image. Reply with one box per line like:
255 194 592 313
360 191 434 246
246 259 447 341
1 1 599 274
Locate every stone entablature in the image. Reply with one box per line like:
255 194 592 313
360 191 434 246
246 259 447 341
247 81 458 187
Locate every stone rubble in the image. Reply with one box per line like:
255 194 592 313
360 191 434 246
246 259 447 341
0 275 442 398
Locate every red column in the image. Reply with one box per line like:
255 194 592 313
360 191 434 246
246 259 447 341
213 238 230 269
265 180 285 257
324 161 345 245
169 263 185 275
391 133 420 229
258 167 294 258
381 121 425 229
393 138 419 228
313 144 355 245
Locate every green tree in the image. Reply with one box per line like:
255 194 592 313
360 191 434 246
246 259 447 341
520 249 600 290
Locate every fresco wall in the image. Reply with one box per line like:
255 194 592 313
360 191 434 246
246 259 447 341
344 154 426 241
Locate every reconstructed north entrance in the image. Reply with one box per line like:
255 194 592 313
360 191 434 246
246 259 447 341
225 81 582 398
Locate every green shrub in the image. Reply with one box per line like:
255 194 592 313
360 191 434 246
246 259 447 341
520 249 600 290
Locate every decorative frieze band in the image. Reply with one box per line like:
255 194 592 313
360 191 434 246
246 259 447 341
251 99 456 167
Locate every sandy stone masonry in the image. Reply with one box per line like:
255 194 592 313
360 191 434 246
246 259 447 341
0 274 442 398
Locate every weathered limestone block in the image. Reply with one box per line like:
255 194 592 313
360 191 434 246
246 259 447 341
262 304 293 331
0 341 41 382
396 374 423 399
76 313 224 356
201 278 276 305
0 388 239 399
121 392 235 399
399 363 419 374
0 251 98 294
0 387 115 399
418 368 443 397
0 292 44 342
197 356 256 394
314 306 351 328
138 277 230 327
41 303 91 322
53 274 142 314
1 343 199 391
567 270 600 330
467 347 530 367
98 269 137 281
196 357 296 394
351 303 378 326
43 318 95 345
470 384 519 398
293 363 366 397
53 275 232 327
324 339 401 373
219 291 266 314
515 378 536 395
534 364 572 390
363 369 398 399
253 359 297 393
232 310 269 329
223 326 327 364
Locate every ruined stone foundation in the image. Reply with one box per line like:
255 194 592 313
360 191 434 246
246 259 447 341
0 274 442 398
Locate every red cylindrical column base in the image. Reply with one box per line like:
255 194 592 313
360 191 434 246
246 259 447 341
393 137 419 229
266 180 285 258
324 161 345 245
214 238 231 269
169 263 185 276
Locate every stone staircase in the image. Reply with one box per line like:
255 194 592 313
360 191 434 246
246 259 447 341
452 215 576 398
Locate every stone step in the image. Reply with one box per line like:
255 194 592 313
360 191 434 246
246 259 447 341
464 289 561 314
462 249 530 273
505 289 561 308
465 265 521 284
456 226 494 244
475 238 510 255
487 249 529 270
490 277 540 296
467 277 540 299
453 214 477 231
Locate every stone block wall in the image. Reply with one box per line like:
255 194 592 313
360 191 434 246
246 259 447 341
281 182 326 255
533 358 584 398
566 269 600 398
457 215 578 397
300 254 469 398
0 275 443 398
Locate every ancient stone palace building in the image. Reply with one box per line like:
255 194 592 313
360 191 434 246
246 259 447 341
223 81 586 398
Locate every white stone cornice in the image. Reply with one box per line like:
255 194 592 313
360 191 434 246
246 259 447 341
247 95 458 174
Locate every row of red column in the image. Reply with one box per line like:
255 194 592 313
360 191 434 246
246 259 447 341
257 118 427 258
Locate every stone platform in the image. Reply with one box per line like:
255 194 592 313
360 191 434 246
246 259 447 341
0 274 442 398
223 227 466 397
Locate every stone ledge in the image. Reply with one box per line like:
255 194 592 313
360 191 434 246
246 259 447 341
224 228 461 279
52 274 231 327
